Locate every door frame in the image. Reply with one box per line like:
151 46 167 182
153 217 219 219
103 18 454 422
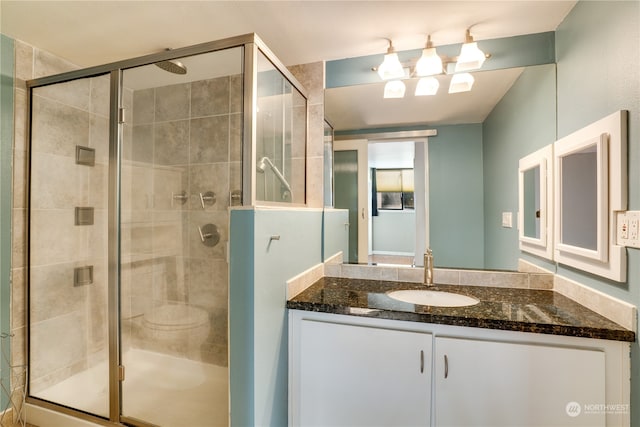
336 130 435 266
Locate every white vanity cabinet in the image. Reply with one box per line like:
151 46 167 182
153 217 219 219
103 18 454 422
290 315 432 427
434 337 605 427
289 310 630 427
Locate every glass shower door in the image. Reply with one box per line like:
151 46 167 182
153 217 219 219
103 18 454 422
29 75 111 417
119 47 241 427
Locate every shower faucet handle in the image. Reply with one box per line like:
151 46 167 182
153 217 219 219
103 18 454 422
198 223 220 247
199 191 216 209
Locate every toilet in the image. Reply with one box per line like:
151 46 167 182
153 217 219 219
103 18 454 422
140 303 211 360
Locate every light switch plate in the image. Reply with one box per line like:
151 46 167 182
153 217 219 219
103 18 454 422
502 212 513 228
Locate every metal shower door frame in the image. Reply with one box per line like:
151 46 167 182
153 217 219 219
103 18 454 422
25 33 308 427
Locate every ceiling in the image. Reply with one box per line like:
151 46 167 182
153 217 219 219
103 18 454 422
0 1 577 130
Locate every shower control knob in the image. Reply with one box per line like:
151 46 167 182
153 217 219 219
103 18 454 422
198 224 220 247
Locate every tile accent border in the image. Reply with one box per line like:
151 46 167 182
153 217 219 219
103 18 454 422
554 275 637 332
286 262 324 299
325 264 553 290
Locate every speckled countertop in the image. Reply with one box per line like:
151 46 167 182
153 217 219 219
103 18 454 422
287 277 636 342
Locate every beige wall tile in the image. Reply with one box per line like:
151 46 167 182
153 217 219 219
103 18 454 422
188 163 229 210
90 76 110 118
36 78 90 111
191 76 230 117
30 311 87 381
31 95 90 158
11 209 26 269
153 120 189 165
14 41 33 88
13 88 27 152
189 116 229 163
33 48 77 78
30 152 89 209
29 263 89 323
132 88 155 125
10 268 25 330
155 83 190 122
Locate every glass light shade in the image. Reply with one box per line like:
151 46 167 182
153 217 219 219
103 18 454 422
448 73 474 94
415 47 443 76
455 42 486 72
383 80 406 98
377 52 405 80
415 77 439 96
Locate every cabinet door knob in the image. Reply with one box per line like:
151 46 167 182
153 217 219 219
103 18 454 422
420 350 424 373
444 354 449 379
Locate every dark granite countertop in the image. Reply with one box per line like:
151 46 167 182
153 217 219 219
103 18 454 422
287 277 636 342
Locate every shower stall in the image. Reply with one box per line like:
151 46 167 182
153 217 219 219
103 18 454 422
25 34 307 427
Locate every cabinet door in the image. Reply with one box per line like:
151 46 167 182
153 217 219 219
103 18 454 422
298 319 431 427
434 337 605 427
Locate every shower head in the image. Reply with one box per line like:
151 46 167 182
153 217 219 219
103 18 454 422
256 156 293 198
154 49 187 75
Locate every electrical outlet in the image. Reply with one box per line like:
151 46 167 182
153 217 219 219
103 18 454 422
616 211 640 248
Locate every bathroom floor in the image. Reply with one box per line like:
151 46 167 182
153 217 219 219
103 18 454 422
34 349 228 427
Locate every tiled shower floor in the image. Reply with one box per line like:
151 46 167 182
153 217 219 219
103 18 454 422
34 349 228 427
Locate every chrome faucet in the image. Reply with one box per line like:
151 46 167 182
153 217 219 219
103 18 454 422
424 248 434 286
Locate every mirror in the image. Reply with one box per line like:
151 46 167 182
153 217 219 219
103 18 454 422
558 143 603 254
522 167 540 239
518 144 553 260
553 110 627 282
326 64 558 271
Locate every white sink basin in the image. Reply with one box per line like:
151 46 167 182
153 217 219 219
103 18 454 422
387 289 480 307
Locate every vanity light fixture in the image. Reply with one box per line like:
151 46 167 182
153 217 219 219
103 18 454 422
448 72 474 93
415 35 443 77
455 29 486 72
415 77 439 96
377 39 405 80
383 80 406 98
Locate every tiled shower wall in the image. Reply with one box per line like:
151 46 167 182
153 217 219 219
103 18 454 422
11 40 95 400
121 74 243 365
28 74 114 393
9 37 324 409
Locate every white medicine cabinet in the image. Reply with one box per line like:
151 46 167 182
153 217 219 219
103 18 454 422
518 145 554 260
554 110 627 282
518 110 628 281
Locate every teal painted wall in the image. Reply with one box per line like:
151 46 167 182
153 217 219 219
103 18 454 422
554 1 640 424
372 211 415 254
429 124 485 268
322 208 349 262
229 208 322 426
482 64 557 270
0 33 14 412
229 209 255 427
